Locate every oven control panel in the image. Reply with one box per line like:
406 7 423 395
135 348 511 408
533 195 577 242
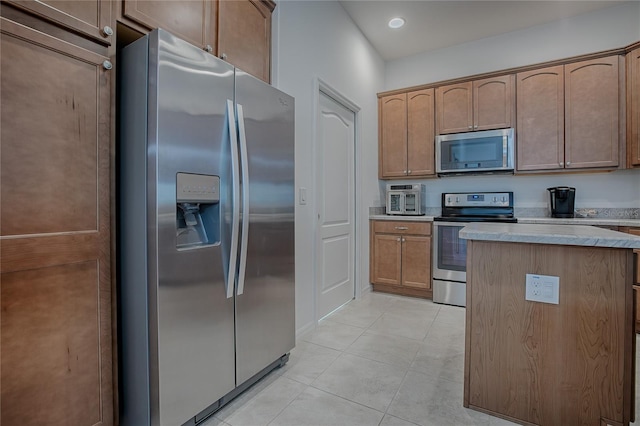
443 192 513 207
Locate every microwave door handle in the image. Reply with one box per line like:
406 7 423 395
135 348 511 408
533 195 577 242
503 135 508 167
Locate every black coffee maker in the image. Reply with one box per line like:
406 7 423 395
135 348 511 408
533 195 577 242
547 186 576 218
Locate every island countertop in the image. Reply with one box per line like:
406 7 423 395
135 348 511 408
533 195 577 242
459 222 640 248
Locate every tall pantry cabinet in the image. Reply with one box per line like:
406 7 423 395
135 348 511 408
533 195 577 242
1 1 276 425
0 2 114 426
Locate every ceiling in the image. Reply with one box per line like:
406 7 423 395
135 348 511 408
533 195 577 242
338 1 630 61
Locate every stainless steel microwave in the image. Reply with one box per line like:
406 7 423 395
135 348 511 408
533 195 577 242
436 128 515 175
386 184 426 215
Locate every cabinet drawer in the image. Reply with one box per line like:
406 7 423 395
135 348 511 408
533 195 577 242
373 220 431 236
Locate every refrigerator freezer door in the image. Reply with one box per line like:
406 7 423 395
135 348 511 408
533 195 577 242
234 71 296 385
152 30 236 425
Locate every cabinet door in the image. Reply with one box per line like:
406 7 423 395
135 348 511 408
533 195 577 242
372 234 402 286
516 66 565 171
565 56 620 169
401 236 431 289
1 17 112 426
379 94 408 178
218 0 274 82
123 0 214 51
473 75 515 131
407 88 435 176
436 81 473 134
625 228 640 284
629 47 640 166
4 0 113 44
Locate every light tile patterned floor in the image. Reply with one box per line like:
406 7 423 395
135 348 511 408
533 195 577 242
201 291 639 426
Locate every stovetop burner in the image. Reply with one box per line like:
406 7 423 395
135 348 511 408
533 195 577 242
437 191 516 223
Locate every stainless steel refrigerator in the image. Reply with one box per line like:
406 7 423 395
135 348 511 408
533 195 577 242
118 29 295 426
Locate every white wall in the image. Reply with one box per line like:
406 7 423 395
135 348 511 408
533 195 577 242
378 169 640 210
381 1 640 211
386 2 640 90
272 0 385 335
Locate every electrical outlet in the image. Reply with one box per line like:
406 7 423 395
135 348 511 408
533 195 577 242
525 274 559 304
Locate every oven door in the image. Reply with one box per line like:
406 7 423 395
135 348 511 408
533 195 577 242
432 221 468 306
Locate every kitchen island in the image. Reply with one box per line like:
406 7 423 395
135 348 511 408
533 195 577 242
460 223 640 426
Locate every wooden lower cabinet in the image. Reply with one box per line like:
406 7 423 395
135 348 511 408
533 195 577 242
370 220 432 298
620 227 640 332
465 240 635 426
0 16 113 426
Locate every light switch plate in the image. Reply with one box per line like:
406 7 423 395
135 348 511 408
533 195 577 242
525 273 559 305
299 187 307 205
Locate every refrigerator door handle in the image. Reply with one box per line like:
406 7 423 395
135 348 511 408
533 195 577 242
236 103 250 296
226 99 241 299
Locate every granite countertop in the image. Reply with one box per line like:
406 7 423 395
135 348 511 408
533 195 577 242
459 222 640 248
369 214 640 227
369 214 437 222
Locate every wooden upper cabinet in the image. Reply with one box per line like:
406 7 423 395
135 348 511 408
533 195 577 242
120 0 275 82
379 94 408 178
516 65 565 171
436 82 472 134
565 56 621 169
407 88 435 176
473 75 515 131
379 89 435 178
1 17 112 426
4 0 113 44
122 0 216 52
436 76 514 134
218 0 275 83
629 47 640 166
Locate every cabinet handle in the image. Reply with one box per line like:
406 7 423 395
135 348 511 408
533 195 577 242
102 26 113 37
395 226 409 230
221 53 228 60
204 45 213 53
397 237 401 242
402 238 406 242
474 125 478 129
407 170 412 174
559 162 564 166
566 161 571 166
468 125 472 129
102 60 113 70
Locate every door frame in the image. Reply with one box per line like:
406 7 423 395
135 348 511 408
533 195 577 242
312 77 362 323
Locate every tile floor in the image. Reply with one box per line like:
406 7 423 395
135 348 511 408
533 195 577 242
201 291 640 426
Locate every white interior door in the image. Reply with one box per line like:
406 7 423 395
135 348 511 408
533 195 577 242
316 90 356 319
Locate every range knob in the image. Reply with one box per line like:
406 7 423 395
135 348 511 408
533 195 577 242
492 196 498 203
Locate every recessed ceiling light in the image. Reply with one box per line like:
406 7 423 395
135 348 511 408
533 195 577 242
388 17 405 29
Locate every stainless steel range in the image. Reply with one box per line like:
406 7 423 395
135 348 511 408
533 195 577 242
432 192 516 307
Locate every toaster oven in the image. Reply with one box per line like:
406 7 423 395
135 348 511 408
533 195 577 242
386 184 426 215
